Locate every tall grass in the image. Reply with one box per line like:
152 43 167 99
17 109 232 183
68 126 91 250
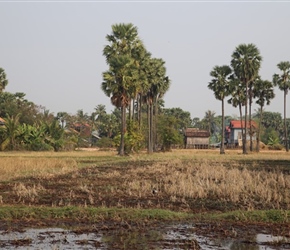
0 157 78 181
124 158 290 209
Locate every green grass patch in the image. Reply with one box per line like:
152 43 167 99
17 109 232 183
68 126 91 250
200 209 290 223
0 206 191 222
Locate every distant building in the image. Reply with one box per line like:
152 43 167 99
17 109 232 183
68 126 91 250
184 128 210 149
227 120 257 147
72 123 91 137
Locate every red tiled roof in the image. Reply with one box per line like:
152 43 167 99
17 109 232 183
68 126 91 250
229 120 257 129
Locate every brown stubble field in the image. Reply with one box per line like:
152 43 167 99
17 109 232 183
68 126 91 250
0 149 289 211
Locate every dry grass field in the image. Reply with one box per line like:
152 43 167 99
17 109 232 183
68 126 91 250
0 149 289 212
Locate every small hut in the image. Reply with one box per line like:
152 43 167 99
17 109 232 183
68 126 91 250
184 128 210 149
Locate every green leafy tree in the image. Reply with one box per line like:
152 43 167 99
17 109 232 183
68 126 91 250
43 119 65 152
158 115 183 151
231 44 262 154
208 65 232 154
0 92 39 125
273 61 290 152
163 108 192 132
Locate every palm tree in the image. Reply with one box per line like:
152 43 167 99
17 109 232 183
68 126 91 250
143 57 170 153
228 76 246 148
253 79 275 152
231 44 262 154
204 110 216 143
273 61 290 152
134 47 151 129
0 114 21 150
208 65 232 154
102 55 137 155
94 104 107 129
103 23 141 156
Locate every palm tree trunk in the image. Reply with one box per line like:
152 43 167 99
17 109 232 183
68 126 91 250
138 94 142 130
256 105 263 153
119 105 126 156
284 90 289 152
147 102 152 154
239 103 244 149
132 98 135 121
220 99 225 154
150 102 154 153
243 82 248 154
128 100 132 121
249 85 253 151
153 98 158 152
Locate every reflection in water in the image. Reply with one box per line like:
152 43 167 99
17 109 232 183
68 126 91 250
0 228 106 250
102 229 163 249
0 225 289 249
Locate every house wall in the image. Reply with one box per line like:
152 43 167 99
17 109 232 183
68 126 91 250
229 128 256 146
186 137 209 149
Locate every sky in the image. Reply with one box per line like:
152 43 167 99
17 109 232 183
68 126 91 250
1 0 290 119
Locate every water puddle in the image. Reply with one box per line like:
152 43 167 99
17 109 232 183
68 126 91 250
0 228 107 249
163 224 290 250
0 224 289 249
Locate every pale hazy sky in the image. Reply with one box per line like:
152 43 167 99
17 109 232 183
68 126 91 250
1 1 290 119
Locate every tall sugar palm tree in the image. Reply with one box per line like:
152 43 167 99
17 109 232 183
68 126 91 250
144 58 170 153
102 55 137 155
208 65 232 154
228 76 246 147
231 44 262 154
273 61 290 152
102 23 141 156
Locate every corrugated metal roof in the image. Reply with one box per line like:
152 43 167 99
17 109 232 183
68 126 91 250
185 128 210 137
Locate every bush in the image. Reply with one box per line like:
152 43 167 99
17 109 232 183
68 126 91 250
268 144 284 150
96 137 114 148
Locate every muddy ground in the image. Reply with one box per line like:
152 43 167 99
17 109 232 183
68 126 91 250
0 159 290 249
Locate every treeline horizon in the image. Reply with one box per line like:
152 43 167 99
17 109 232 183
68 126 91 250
1 23 290 154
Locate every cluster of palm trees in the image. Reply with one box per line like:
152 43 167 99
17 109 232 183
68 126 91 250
101 23 170 155
208 43 290 154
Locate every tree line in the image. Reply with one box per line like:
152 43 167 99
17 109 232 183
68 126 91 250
1 24 290 154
